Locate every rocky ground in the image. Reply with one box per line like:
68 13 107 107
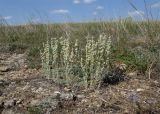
0 51 160 114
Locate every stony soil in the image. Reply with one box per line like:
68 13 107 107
0 52 160 114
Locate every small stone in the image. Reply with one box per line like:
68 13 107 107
153 80 159 84
77 95 85 99
0 72 4 75
53 91 61 99
136 88 144 92
16 99 22 105
64 87 71 92
128 72 137 76
11 81 15 84
35 87 43 93
60 93 74 100
146 98 157 104
30 100 40 106
2 109 15 114
22 85 30 90
120 91 127 96
4 99 16 108
46 108 53 114
81 99 88 103
54 91 61 94
0 97 4 102
18 104 23 108
24 65 28 69
0 90 3 96
0 66 10 72
0 80 9 87
124 109 130 114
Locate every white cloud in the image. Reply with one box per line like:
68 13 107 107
50 9 69 14
73 0 81 4
0 16 12 20
93 6 104 16
32 18 40 23
73 0 96 4
96 6 104 10
93 11 98 15
83 0 96 4
128 10 144 17
151 2 160 8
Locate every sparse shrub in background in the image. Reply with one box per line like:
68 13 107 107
131 47 151 73
28 47 40 57
27 106 42 114
40 34 111 88
109 18 160 78
111 45 159 75
8 43 28 53
27 47 41 69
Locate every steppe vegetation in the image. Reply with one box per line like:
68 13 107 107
0 16 160 113
1 18 160 77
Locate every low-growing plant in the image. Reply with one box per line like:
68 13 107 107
111 44 160 77
27 106 42 114
27 47 41 69
40 34 111 88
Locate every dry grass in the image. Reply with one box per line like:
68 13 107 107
0 18 160 80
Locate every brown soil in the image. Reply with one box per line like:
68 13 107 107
0 52 160 114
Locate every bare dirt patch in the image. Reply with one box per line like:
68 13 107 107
0 52 160 114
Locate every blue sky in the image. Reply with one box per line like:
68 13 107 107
0 0 160 24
